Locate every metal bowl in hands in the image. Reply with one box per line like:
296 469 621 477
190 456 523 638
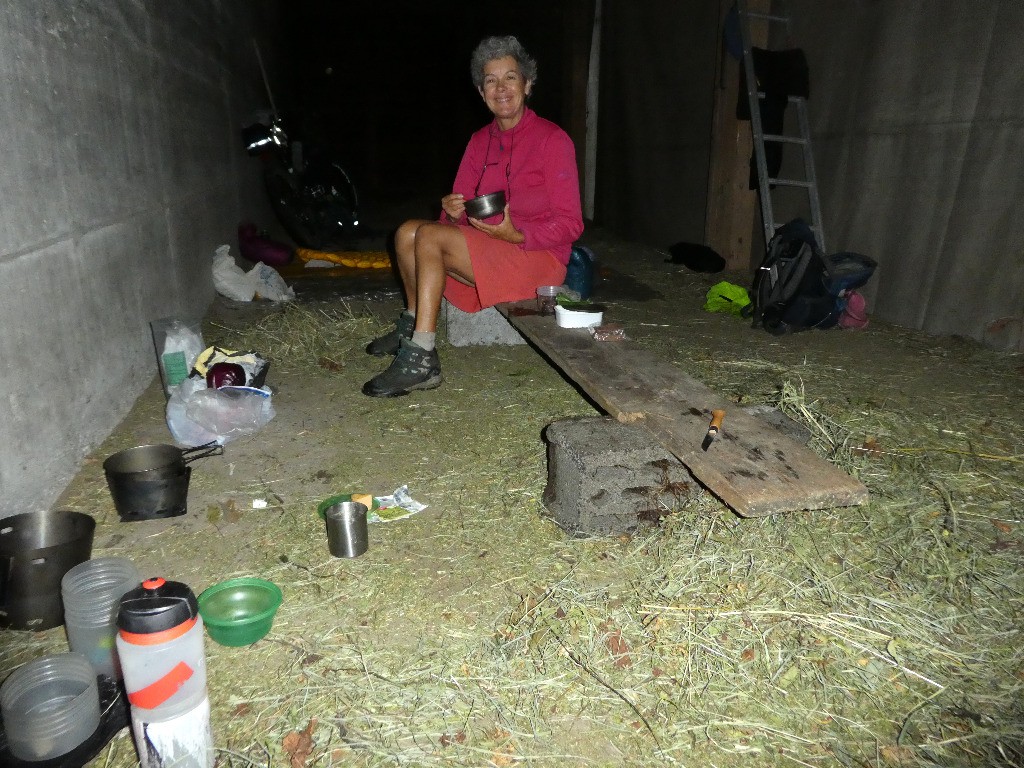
464 190 506 219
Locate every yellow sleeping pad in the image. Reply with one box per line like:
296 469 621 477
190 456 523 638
295 248 391 269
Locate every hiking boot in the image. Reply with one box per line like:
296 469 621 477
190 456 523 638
365 312 415 357
362 337 443 397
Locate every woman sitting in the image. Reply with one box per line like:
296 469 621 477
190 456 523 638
363 34 584 397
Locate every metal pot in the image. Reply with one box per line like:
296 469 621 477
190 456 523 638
465 190 506 219
102 442 220 476
103 442 222 522
0 510 96 630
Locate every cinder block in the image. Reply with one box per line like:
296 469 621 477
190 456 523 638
442 300 525 347
543 416 697 535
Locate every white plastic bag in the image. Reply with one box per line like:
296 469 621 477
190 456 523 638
248 262 295 302
213 245 256 301
212 244 294 302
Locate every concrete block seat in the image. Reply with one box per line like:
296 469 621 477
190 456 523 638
543 416 698 535
442 300 525 347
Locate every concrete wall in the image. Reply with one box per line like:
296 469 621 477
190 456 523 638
793 0 1024 351
0 1 280 519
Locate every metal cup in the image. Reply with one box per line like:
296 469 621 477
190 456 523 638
324 502 368 558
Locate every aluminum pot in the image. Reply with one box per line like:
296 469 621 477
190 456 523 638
0 510 95 630
103 442 222 522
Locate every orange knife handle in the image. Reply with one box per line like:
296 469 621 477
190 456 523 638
709 409 726 433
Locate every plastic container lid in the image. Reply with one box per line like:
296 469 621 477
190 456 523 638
117 577 198 635
218 385 271 398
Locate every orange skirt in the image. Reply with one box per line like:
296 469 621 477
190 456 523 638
443 226 567 313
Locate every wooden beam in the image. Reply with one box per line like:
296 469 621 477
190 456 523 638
563 0 596 211
704 0 770 272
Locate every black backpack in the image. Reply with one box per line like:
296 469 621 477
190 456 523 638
746 219 876 335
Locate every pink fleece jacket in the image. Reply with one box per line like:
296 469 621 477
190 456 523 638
447 108 583 265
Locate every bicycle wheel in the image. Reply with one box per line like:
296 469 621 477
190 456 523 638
313 162 359 228
297 162 360 248
264 168 321 249
265 161 361 250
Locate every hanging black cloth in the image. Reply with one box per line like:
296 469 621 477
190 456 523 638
737 48 810 190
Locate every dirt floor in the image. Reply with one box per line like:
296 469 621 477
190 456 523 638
2 223 1023 767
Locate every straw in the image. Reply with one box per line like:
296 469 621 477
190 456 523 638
10 252 1022 767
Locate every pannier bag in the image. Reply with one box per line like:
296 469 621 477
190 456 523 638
745 218 876 335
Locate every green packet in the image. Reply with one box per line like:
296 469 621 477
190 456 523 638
370 485 427 524
556 296 606 312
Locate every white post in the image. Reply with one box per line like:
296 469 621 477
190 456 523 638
584 0 602 220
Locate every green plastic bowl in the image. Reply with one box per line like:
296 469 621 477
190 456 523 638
198 577 282 647
317 493 379 519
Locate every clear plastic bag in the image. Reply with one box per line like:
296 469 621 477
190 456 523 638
166 378 220 446
166 379 275 446
151 318 205 395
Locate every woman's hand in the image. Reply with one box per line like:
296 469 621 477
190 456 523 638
441 193 466 223
469 203 525 244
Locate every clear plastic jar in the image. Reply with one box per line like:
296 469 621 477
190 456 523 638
0 652 100 761
62 557 141 679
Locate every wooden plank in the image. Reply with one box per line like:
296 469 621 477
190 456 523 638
497 303 868 517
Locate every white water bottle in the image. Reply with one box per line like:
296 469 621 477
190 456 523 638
116 577 213 768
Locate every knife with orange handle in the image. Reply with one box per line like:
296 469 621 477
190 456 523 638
701 409 726 451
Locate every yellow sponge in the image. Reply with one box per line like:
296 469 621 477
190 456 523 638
351 493 374 509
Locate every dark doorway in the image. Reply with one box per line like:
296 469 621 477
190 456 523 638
276 1 577 227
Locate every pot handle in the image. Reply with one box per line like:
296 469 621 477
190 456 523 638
0 522 12 602
0 556 8 604
181 441 224 464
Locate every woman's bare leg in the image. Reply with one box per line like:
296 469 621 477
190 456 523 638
362 221 474 396
408 222 475 332
392 218 431 315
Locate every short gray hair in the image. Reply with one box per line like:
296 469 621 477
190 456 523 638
469 35 538 89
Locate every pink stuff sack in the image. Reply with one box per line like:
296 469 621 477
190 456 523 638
238 222 293 267
839 290 869 329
